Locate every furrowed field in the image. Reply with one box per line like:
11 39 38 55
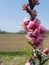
0 33 49 65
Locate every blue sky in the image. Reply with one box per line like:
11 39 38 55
0 0 49 32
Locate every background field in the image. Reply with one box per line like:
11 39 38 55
0 33 49 65
0 34 28 52
0 33 49 52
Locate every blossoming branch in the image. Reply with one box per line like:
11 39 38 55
22 0 49 65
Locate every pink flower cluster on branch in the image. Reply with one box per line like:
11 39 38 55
22 0 49 65
23 18 47 50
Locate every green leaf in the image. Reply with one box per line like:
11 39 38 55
25 48 33 58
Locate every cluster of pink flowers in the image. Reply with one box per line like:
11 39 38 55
22 18 47 50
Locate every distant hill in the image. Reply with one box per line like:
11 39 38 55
0 31 14 34
0 29 27 34
0 30 49 34
0 31 7 34
17 30 49 34
17 30 27 34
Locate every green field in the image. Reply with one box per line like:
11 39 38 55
0 51 27 65
0 33 49 65
0 52 49 65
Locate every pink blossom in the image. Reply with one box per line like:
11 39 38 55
25 62 30 65
26 32 44 50
22 19 30 30
38 25 47 35
25 59 33 65
26 31 44 43
26 26 47 50
43 48 49 55
27 18 40 31
26 32 37 42
31 25 47 41
33 41 43 50
32 25 47 37
34 53 37 59
23 18 47 50
33 36 44 50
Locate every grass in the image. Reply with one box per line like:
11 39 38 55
0 51 25 56
0 51 49 65
0 51 27 65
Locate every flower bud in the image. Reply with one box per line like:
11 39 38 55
34 53 37 59
31 10 37 18
43 48 49 55
23 4 29 11
32 0 40 6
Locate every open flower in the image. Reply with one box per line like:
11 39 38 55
26 22 47 50
27 18 40 31
33 26 47 39
38 25 47 35
33 41 43 50
26 32 37 42
33 36 44 50
43 48 49 55
26 32 43 50
26 31 47 50
22 19 30 30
